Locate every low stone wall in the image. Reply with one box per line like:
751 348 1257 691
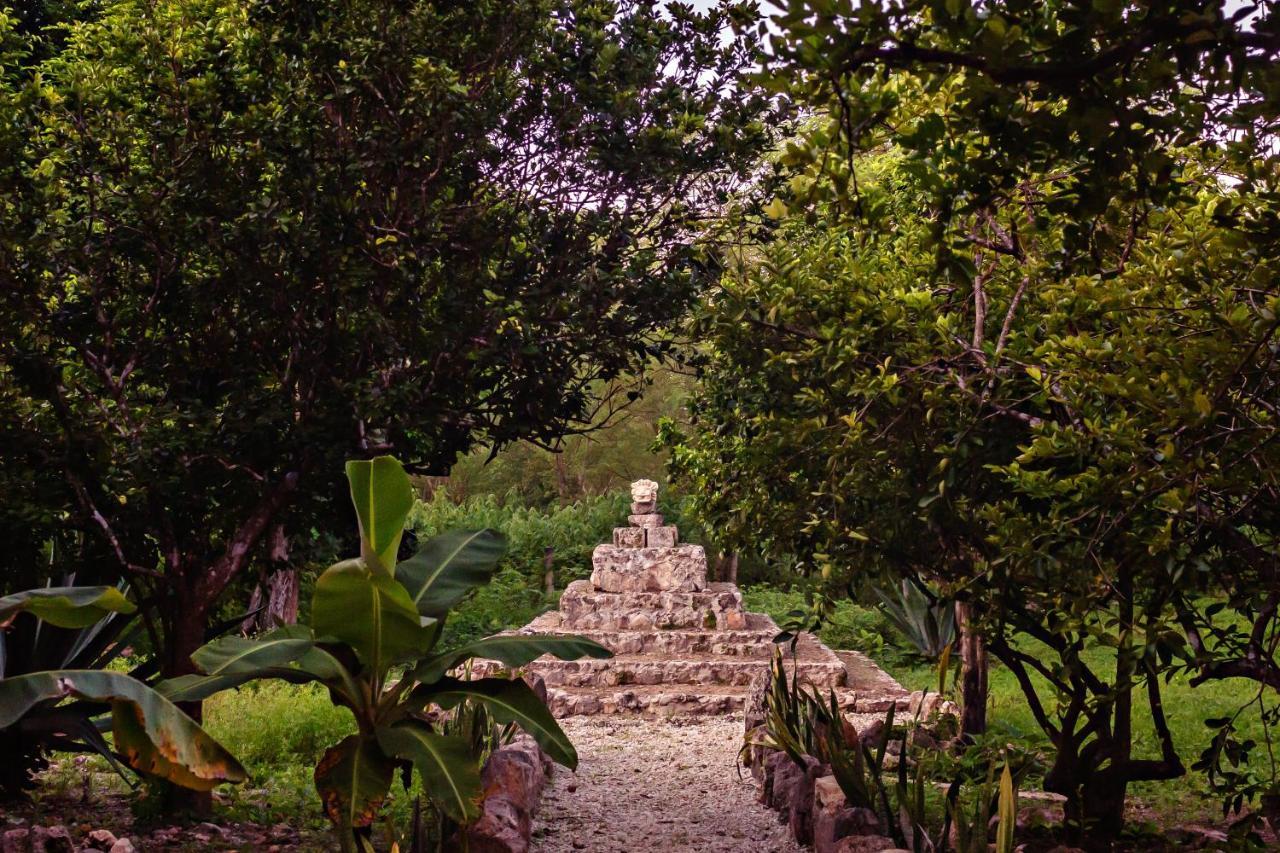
742 679 958 853
745 743 906 853
463 735 554 853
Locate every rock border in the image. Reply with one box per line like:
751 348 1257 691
462 735 553 853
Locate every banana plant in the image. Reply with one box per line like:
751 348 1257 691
160 456 611 851
0 585 248 798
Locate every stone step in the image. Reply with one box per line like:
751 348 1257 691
546 684 752 718
590 543 707 593
512 614 836 661
557 580 747 630
478 652 848 690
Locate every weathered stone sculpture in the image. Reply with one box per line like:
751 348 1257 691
473 479 907 718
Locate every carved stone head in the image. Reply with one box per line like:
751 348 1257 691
630 478 659 505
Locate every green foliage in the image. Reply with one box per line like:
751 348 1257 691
754 648 1029 850
740 585 899 659
0 0 778 695
441 568 550 651
672 5 1280 830
871 581 956 662
0 586 243 799
163 457 610 851
0 586 135 629
443 367 697 508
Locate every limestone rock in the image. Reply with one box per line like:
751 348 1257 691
612 527 645 548
481 748 543 816
87 830 117 849
108 840 136 853
630 479 659 505
643 526 678 548
816 807 882 853
628 513 664 527
465 795 530 853
590 544 707 593
2 828 29 853
30 826 72 853
788 758 828 844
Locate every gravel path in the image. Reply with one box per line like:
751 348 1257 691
531 715 804 853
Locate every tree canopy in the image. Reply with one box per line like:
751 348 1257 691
0 0 777 676
667 0 1280 838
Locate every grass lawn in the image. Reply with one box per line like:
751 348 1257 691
886 645 1270 829
743 585 1274 829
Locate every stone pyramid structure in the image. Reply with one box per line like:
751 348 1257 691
478 480 907 718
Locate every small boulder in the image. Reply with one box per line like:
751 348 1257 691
108 839 137 853
465 795 530 853
816 807 882 853
481 747 543 815
768 755 806 812
87 830 117 848
2 828 30 853
761 750 789 806
787 758 828 845
29 826 72 853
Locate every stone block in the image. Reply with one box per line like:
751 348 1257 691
612 527 645 547
631 500 657 515
3 829 30 853
789 758 828 844
814 775 845 814
628 513 664 527
558 580 746 630
464 796 530 853
643 526 678 548
30 827 73 853
590 544 707 593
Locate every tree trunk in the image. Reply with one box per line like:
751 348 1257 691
543 547 556 596
241 525 298 633
724 552 739 584
160 592 213 816
954 601 988 736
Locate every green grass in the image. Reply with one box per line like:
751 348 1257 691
743 588 1273 828
203 682 357 829
887 648 1271 827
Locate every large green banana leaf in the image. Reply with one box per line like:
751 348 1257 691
191 624 315 675
422 676 577 768
314 734 396 831
396 529 507 619
376 721 482 823
346 457 414 574
313 561 436 678
413 633 612 684
162 644 362 707
0 586 135 629
0 670 245 790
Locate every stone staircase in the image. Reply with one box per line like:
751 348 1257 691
476 482 908 718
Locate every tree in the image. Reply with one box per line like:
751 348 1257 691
0 0 775 700
665 1 1280 841
668 147 1280 840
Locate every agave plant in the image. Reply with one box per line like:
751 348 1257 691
872 579 957 661
161 456 611 851
0 585 247 798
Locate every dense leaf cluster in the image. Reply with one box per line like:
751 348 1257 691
0 0 776 677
